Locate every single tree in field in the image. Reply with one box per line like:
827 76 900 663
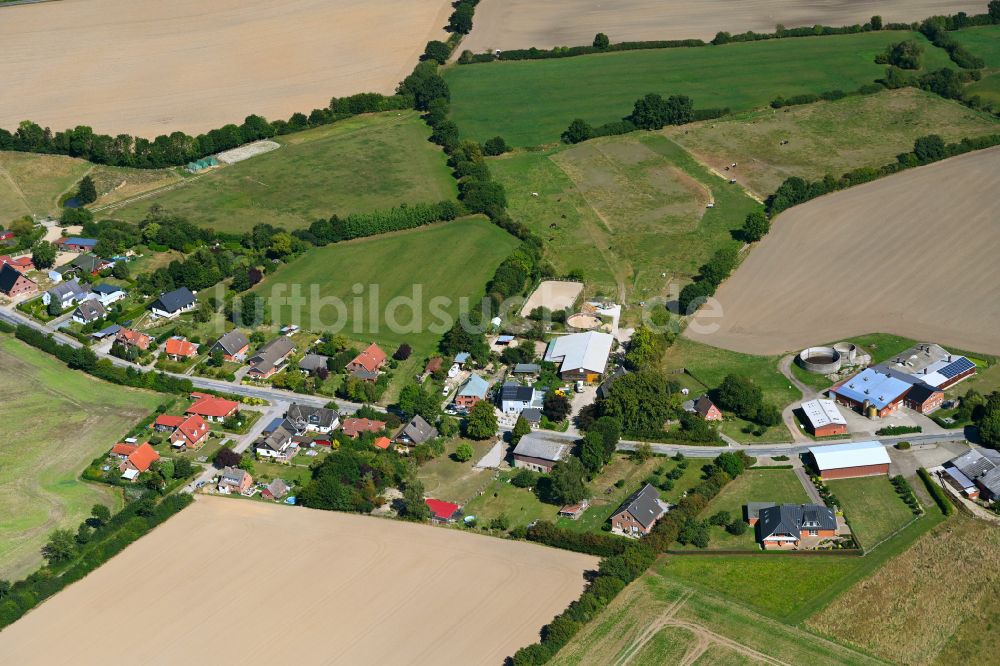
562 118 594 144
593 32 610 49
76 175 97 204
454 442 475 462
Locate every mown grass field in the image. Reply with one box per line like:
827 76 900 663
690 468 811 550
550 560 883 666
445 31 952 147
252 217 518 353
415 439 498 504
665 88 1000 196
0 151 90 223
490 133 758 301
661 337 801 443
950 24 1000 67
826 476 916 549
809 515 1000 665
0 336 161 580
111 112 458 233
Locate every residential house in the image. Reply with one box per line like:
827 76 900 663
90 283 126 307
170 414 210 450
165 337 199 361
558 499 590 520
345 342 387 381
809 441 891 480
373 436 392 450
72 299 106 325
298 353 329 374
455 374 490 410
119 443 159 482
255 422 297 461
262 478 290 501
110 442 138 460
186 394 240 423
211 329 250 361
247 336 296 380
116 328 152 351
500 383 543 416
693 395 722 421
744 502 776 526
341 417 385 438
217 467 253 495
610 484 669 537
149 286 196 319
543 331 614 382
454 352 471 366
0 255 35 273
756 504 838 550
0 264 37 298
425 499 461 523
152 414 185 432
285 403 340 434
68 253 107 276
520 408 543 427
56 237 98 252
396 415 439 448
512 432 571 473
42 279 89 308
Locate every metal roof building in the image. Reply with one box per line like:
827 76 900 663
832 368 912 411
809 440 890 480
544 331 614 379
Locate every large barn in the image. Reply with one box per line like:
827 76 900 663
809 440 891 480
830 367 944 418
799 399 847 437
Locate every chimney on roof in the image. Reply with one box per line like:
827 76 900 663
948 355 953 362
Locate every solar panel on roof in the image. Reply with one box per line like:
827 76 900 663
939 357 975 379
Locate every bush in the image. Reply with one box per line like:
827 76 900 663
483 136 510 156
511 468 540 488
918 467 954 516
725 519 748 536
895 441 911 450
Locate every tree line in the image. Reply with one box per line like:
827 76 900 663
561 93 728 145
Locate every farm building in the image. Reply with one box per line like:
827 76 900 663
513 432 571 473
186 156 220 173
610 484 668 537
799 399 847 437
882 344 978 390
56 237 98 252
0 255 34 272
211 329 250 361
425 499 461 523
945 450 1000 501
543 331 614 381
809 440 891 480
756 504 838 550
830 367 944 418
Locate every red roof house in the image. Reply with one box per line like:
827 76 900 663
153 414 185 431
0 255 35 273
0 263 37 298
117 328 152 351
186 395 240 422
694 395 723 421
165 338 199 360
341 417 386 438
119 443 160 479
110 442 138 459
373 436 392 450
346 343 387 375
425 499 461 523
170 414 210 450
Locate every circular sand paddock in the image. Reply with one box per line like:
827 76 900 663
567 313 602 330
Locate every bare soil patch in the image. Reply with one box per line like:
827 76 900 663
462 0 984 52
521 280 585 316
0 497 596 664
685 147 1000 356
0 0 452 137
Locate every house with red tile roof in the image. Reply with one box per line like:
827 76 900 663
425 499 461 523
116 328 152 351
341 417 386 438
153 414 185 432
373 436 392 450
0 255 35 273
165 337 199 360
0 263 37 298
110 442 138 459
170 414 210 450
186 395 240 423
345 343 387 380
119 443 160 481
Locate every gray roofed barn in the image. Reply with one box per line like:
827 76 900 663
512 432 570 473
513 363 541 375
398 415 438 446
610 483 668 536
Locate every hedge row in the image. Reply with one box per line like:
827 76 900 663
464 39 706 63
766 132 1000 215
770 83 883 108
0 493 193 629
298 200 463 245
676 246 740 314
12 324 193 395
920 15 992 69
918 467 955 516
891 474 923 515
0 92 411 169
876 425 922 436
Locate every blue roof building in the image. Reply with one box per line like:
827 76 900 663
831 368 912 411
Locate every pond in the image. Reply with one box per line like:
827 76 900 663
63 197 83 208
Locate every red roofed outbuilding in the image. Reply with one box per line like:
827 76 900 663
110 442 138 459
186 395 240 422
425 499 461 523
153 414 185 432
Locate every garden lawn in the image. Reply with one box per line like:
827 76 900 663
490 133 759 301
445 31 952 147
251 217 519 353
0 151 90 222
666 88 1000 197
694 468 811 550
0 336 161 580
826 476 916 549
416 439 499 504
462 473 559 530
110 112 458 233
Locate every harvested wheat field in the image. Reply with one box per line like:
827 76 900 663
685 147 1000 355
0 0 451 137
0 497 596 665
462 0 983 52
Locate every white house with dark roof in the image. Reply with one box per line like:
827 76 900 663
150 287 196 319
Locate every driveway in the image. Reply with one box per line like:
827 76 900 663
777 355 810 443
566 385 597 437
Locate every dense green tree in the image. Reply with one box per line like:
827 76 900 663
714 451 745 478
914 134 946 162
599 370 676 438
550 457 587 504
580 431 606 474
31 240 56 269
465 400 498 439
592 32 610 49
511 415 532 444
543 392 572 423
590 416 621 463
46 300 62 317
90 503 111 526
628 93 694 130
726 519 748 535
76 175 97 204
741 210 770 242
870 15 883 30
41 529 77 565
716 375 763 421
454 442 475 462
624 326 664 370
561 118 594 144
398 383 440 422
482 136 510 156
400 479 431 521
422 40 452 64
172 457 194 479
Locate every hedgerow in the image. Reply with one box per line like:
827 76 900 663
918 467 955 515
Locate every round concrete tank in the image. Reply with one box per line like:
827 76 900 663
797 346 842 374
833 342 857 364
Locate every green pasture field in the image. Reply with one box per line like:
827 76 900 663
251 217 518 354
661 337 801 443
415 438 499 504
110 112 458 233
461 471 559 530
549 560 882 666
949 24 1000 67
688 468 811 550
0 151 90 223
826 476 916 549
968 72 1000 107
445 31 951 147
665 88 999 196
0 336 161 580
490 133 758 301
